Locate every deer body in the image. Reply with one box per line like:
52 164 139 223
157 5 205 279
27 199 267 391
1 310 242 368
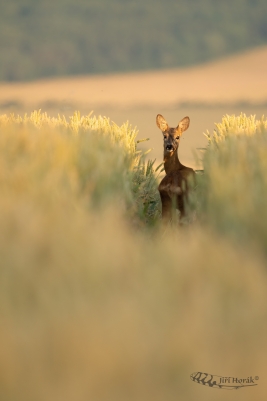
156 114 195 222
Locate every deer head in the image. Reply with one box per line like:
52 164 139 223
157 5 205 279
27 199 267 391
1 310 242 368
156 114 190 159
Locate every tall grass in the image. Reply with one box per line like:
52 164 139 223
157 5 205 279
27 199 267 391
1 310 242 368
0 110 161 226
1 111 267 401
194 113 267 253
205 112 267 144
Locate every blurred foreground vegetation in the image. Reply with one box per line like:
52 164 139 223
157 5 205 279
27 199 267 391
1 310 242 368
1 0 267 80
1 111 267 401
194 113 267 253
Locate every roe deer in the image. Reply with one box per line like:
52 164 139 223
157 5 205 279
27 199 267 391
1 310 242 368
156 114 195 222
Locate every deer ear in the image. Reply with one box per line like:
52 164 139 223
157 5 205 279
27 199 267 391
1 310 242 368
156 114 169 132
177 116 190 134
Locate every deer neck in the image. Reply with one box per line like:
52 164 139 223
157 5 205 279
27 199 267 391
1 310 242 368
164 149 183 174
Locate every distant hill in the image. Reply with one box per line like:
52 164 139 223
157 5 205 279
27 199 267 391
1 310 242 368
1 0 267 81
1 46 266 108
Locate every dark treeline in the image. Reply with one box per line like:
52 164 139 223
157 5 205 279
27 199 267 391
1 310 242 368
1 0 267 81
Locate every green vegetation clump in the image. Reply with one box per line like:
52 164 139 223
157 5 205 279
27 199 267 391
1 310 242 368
193 113 267 252
1 0 267 80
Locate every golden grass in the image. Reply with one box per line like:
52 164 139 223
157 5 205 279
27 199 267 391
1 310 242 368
194 114 267 253
0 110 161 225
205 112 267 143
1 212 267 401
1 111 267 401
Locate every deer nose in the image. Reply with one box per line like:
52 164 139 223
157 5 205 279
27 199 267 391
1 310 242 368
166 145 174 151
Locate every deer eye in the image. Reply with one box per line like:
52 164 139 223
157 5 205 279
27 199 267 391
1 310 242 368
164 135 167 139
176 136 180 140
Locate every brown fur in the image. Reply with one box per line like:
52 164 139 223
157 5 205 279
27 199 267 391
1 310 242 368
156 114 195 222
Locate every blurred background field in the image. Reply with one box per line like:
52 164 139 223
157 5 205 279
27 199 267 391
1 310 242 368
1 0 267 400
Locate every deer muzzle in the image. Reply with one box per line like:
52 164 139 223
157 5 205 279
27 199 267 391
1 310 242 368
166 144 174 152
